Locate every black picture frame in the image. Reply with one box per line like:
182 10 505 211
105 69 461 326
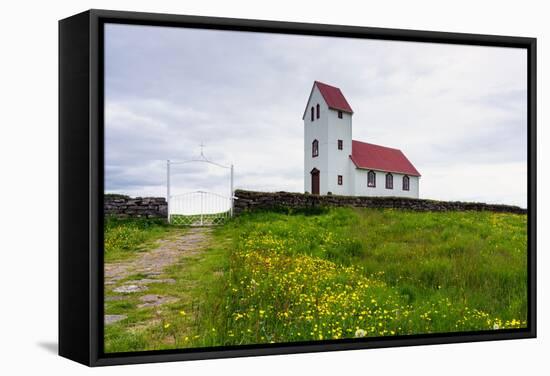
59 9 537 367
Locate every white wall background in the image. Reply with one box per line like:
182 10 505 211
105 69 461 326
0 0 547 375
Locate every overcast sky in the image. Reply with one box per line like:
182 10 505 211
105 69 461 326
105 23 527 207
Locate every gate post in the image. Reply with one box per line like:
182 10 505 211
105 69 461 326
200 191 204 225
230 164 234 217
167 160 171 224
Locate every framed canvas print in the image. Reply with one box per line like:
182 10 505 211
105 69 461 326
59 9 536 366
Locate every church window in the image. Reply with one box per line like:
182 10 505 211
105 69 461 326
338 175 343 185
368 170 376 187
316 103 320 119
338 111 343 118
403 175 410 191
311 107 314 121
385 173 393 189
338 140 343 150
312 139 319 157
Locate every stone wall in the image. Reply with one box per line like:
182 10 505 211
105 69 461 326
104 194 167 218
233 190 527 215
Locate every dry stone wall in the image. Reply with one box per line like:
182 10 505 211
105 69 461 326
104 191 527 219
233 190 527 215
104 194 167 218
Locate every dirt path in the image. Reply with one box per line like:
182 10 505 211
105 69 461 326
105 226 213 286
104 227 214 325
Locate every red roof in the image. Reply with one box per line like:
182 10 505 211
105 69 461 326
303 81 353 119
350 140 421 176
314 81 353 113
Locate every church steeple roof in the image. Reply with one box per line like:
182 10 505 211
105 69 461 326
302 81 353 119
314 81 353 113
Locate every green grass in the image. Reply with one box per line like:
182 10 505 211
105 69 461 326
104 217 173 262
104 208 527 352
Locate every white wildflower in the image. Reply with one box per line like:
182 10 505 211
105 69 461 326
354 329 367 338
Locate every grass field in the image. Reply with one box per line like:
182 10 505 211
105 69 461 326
104 207 527 352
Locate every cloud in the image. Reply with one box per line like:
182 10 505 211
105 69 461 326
104 24 527 207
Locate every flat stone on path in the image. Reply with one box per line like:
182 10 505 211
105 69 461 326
113 284 148 294
137 294 179 308
144 272 162 277
105 314 127 325
130 278 176 286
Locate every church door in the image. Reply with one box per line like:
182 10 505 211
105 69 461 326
311 168 320 195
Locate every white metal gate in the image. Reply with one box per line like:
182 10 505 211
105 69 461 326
166 156 234 226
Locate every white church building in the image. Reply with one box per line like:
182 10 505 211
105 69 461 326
303 81 420 198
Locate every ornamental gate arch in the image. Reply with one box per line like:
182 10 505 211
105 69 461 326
166 154 234 226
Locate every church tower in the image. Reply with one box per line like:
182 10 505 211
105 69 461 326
303 81 354 195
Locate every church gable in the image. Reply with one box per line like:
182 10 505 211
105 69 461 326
302 81 353 119
314 81 353 114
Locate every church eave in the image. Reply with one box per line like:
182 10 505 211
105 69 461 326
349 155 421 177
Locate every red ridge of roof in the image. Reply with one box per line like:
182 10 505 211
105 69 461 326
350 140 421 176
314 81 353 114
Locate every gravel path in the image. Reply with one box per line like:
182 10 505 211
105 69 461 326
104 227 213 325
104 227 213 285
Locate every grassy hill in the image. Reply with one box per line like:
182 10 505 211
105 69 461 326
104 207 527 352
